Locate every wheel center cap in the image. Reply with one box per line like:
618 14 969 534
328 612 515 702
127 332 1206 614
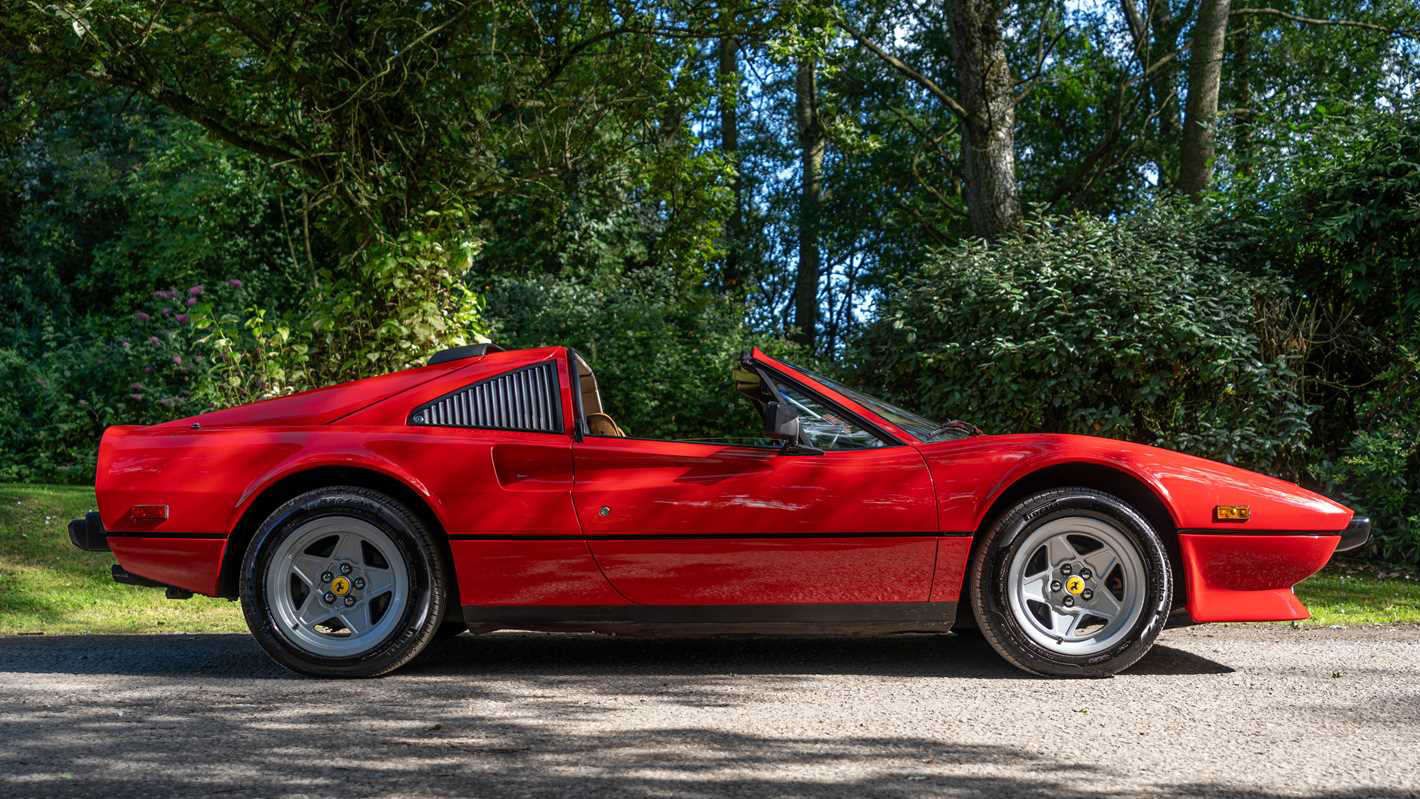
330 576 352 596
1065 575 1086 596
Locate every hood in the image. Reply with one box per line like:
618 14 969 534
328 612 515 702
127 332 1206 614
921 432 1352 531
156 361 469 429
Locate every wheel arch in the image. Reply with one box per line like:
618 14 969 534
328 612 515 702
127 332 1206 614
963 461 1186 618
217 466 455 600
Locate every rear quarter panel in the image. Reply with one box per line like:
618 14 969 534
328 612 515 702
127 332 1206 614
95 347 590 599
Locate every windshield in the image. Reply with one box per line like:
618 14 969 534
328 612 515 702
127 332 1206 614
780 361 970 443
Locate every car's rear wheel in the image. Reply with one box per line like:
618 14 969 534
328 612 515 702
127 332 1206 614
970 488 1172 677
240 487 448 677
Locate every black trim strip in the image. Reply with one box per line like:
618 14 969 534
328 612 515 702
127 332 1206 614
449 531 973 541
568 347 587 441
1178 528 1344 536
105 531 227 539
463 601 955 626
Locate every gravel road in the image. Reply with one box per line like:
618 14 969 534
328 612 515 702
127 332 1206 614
2 624 1418 798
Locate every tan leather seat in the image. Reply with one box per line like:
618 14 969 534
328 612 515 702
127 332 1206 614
585 412 626 438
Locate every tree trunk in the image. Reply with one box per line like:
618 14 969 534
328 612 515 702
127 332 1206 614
947 0 1021 239
1178 0 1232 197
718 31 745 295
1148 0 1181 186
793 59 824 350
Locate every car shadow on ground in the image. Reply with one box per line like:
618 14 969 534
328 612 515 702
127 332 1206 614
0 629 1233 680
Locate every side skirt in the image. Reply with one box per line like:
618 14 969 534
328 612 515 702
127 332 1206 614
461 602 957 637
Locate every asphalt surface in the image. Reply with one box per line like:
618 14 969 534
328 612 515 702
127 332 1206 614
1 624 1418 799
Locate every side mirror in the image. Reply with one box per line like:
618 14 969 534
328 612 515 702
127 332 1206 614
763 401 800 441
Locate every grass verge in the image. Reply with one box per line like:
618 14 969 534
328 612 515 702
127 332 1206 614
0 483 244 634
1 482 1417 634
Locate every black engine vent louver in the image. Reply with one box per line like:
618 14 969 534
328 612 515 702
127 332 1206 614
409 360 562 433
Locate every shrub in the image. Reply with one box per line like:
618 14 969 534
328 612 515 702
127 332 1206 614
850 204 1313 476
487 269 805 441
1319 345 1420 564
191 226 488 409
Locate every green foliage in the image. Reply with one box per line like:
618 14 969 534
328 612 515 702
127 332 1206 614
852 204 1313 475
1320 346 1420 565
488 270 804 441
1224 111 1420 341
193 223 488 408
0 281 254 483
1219 110 1420 564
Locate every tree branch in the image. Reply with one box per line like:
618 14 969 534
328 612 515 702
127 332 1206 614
1231 8 1420 37
840 22 967 119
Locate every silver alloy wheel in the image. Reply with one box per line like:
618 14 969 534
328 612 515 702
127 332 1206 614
265 515 410 658
1006 515 1147 656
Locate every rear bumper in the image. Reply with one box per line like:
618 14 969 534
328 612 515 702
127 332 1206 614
1179 533 1339 623
68 512 110 552
69 512 223 596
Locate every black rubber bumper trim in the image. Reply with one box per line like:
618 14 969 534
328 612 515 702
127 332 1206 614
1179 519 1372 553
67 512 109 552
1335 516 1371 553
448 531 973 541
111 564 167 588
104 531 228 539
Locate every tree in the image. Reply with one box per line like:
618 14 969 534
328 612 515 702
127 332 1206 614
946 0 1022 237
793 58 825 348
1178 0 1232 196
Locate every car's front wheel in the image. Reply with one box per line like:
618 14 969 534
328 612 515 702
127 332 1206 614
970 487 1172 677
240 486 449 677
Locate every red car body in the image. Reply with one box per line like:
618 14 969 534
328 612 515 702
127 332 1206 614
79 345 1366 633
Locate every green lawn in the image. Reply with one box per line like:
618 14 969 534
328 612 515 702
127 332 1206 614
1 482 1417 634
0 483 244 634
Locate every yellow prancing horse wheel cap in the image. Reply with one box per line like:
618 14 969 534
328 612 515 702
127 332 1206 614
330 576 351 596
1065 575 1086 596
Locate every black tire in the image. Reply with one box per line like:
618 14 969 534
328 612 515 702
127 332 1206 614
969 487 1172 677
240 486 449 677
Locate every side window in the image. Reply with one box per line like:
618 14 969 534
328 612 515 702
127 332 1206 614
409 361 563 433
772 380 886 451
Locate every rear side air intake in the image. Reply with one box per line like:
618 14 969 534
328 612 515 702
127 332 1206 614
409 361 563 433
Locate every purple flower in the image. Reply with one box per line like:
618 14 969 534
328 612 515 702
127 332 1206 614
172 355 183 366
175 313 189 324
130 382 143 391
143 366 154 374
186 297 197 306
159 307 170 317
189 285 204 296
226 279 243 288
148 336 161 346
134 311 150 322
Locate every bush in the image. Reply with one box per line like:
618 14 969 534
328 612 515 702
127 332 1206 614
487 269 804 441
192 225 488 409
850 204 1314 476
1320 345 1420 563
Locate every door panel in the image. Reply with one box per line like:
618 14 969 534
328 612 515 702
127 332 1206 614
571 438 938 604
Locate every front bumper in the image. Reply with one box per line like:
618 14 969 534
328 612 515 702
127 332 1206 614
1336 515 1371 553
1179 533 1341 623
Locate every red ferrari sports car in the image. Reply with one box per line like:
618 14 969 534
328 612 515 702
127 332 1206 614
70 344 1369 677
